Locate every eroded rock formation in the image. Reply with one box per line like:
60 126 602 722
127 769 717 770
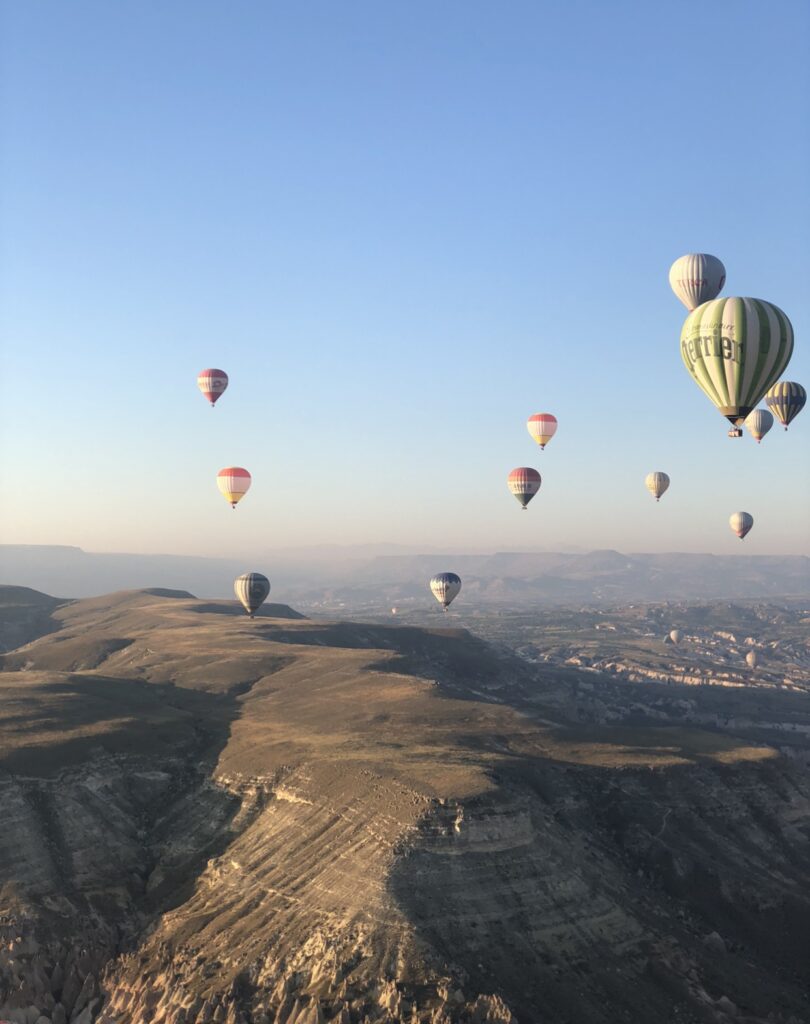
1 590 809 1023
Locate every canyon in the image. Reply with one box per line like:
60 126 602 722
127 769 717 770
0 586 808 1024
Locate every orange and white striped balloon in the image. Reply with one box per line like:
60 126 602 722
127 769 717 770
217 467 251 508
527 413 557 450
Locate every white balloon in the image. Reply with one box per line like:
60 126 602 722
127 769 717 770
744 408 774 444
669 253 726 310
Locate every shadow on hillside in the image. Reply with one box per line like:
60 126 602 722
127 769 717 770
389 746 810 1024
444 722 778 770
0 598 71 654
187 601 306 619
331 623 810 1021
250 620 495 664
0 667 254 958
0 672 237 776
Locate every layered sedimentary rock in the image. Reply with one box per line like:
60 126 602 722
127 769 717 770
1 590 809 1023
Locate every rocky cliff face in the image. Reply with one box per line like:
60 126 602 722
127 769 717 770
1 590 809 1024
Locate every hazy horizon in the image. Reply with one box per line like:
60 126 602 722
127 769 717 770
3 542 808 609
4 539 810 559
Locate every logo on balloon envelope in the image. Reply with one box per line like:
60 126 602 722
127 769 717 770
680 332 742 373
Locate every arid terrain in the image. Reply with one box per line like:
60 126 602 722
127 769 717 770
1 585 809 1024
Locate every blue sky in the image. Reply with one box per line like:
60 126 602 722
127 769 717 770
1 0 809 558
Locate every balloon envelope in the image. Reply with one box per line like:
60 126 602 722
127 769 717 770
645 472 670 501
198 368 228 406
680 298 794 427
508 467 542 508
527 413 557 449
746 651 759 669
729 511 754 540
744 409 774 444
218 467 251 508
669 629 682 644
669 254 726 310
430 572 461 609
234 572 270 617
765 381 806 429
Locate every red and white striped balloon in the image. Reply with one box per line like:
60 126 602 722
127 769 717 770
197 368 229 407
217 467 251 508
507 467 542 509
527 413 557 450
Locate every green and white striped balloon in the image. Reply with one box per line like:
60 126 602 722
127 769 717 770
680 297 794 428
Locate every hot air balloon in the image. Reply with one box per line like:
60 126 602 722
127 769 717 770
430 572 461 610
645 472 670 502
391 607 398 615
744 409 774 444
765 381 806 430
234 572 270 618
508 467 542 509
746 650 759 669
729 512 754 540
669 629 682 645
669 254 726 310
217 467 251 508
680 298 794 433
527 414 557 450
197 368 229 407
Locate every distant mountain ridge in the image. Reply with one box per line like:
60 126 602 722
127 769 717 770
2 544 808 607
